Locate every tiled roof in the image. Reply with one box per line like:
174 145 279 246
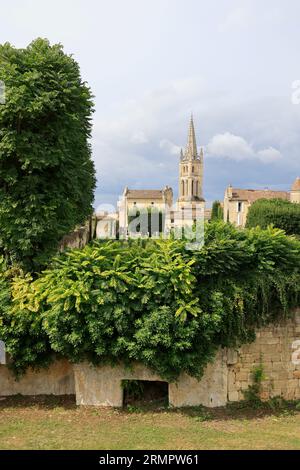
126 189 163 200
229 188 289 202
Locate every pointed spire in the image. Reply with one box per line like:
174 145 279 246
199 147 204 161
185 114 198 160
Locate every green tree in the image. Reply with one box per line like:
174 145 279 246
0 39 96 271
211 200 223 221
246 199 300 236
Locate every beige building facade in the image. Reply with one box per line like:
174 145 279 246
224 177 300 227
118 187 173 238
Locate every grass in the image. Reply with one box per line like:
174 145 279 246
0 395 300 450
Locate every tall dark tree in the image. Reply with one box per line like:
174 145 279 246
211 200 223 221
0 39 96 270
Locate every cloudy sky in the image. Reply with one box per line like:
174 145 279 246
1 0 300 209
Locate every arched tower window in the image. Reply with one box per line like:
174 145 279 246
196 181 199 196
192 180 194 195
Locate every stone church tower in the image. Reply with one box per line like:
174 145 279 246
177 116 205 216
173 115 205 230
178 115 204 203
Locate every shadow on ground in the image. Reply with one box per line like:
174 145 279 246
0 395 299 422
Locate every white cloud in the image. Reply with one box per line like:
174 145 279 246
219 5 252 32
159 139 181 155
130 131 148 144
206 132 282 163
257 147 282 162
206 132 253 160
219 1 284 33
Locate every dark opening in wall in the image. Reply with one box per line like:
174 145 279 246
122 380 169 408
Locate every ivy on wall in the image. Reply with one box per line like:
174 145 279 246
0 222 299 379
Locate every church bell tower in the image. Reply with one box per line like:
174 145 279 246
178 115 204 207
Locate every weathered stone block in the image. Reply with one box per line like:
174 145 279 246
227 349 238 365
228 390 239 402
0 360 74 396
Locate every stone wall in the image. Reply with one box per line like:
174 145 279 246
58 215 98 252
1 310 299 406
58 221 92 252
73 310 300 407
74 351 228 408
0 360 74 396
227 311 300 402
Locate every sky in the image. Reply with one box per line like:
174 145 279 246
1 0 300 209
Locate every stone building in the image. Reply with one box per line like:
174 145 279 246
117 116 205 238
118 187 173 238
223 177 300 227
291 176 300 204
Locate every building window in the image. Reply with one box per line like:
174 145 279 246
192 180 194 195
237 201 243 212
134 201 137 205
192 166 194 173
181 180 184 196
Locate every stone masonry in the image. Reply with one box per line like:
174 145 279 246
227 310 300 402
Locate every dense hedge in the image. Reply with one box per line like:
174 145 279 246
246 198 300 236
0 222 299 379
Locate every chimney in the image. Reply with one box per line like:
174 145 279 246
227 184 233 198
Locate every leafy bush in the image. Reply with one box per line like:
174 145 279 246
0 38 95 271
0 222 299 379
243 361 265 406
246 199 300 236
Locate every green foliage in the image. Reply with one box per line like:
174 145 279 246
243 361 265 406
0 267 52 376
122 380 145 400
211 201 223 221
0 38 96 271
0 222 299 379
246 199 300 236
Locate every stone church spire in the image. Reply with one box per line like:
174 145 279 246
185 114 198 160
178 116 204 203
